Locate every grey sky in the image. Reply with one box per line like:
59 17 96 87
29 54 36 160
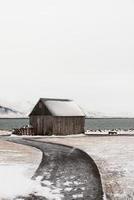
0 0 134 115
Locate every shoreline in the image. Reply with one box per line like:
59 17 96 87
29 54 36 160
1 129 134 137
0 117 29 119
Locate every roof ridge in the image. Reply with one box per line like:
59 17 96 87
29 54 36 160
40 98 72 102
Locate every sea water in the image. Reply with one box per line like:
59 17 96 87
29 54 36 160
85 118 134 130
0 118 29 130
0 118 134 131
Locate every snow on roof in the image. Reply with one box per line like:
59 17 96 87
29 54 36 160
41 98 71 102
45 100 85 116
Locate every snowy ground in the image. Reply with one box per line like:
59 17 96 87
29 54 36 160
0 139 42 199
85 129 134 135
5 137 103 200
0 136 103 200
34 132 134 200
1 131 134 199
0 130 11 136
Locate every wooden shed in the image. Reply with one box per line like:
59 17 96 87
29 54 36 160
29 98 85 135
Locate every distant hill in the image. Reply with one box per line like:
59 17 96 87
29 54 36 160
85 111 108 118
0 105 25 118
86 111 134 118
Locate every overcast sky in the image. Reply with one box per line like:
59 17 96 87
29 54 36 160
0 0 134 116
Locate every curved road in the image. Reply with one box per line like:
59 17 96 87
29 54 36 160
3 137 103 200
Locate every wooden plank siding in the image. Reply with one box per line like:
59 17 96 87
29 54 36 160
30 116 85 135
30 115 53 135
53 116 85 135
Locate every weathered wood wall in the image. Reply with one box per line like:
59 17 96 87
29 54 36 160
30 100 51 116
30 115 53 135
53 116 85 135
30 115 85 135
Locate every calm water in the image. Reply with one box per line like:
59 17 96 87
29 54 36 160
85 118 134 130
0 118 134 131
0 118 29 130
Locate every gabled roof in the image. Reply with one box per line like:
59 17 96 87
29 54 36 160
30 98 85 117
40 98 71 102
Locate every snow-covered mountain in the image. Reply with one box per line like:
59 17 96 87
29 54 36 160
0 98 35 118
0 105 25 118
85 111 134 118
85 111 108 118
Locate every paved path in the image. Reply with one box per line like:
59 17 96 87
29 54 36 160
3 137 103 200
38 135 134 199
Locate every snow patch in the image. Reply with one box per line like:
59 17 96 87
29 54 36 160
63 181 72 186
0 165 63 199
0 130 11 136
64 187 72 192
72 193 83 198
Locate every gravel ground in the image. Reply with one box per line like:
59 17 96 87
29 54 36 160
3 137 103 200
33 135 134 200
